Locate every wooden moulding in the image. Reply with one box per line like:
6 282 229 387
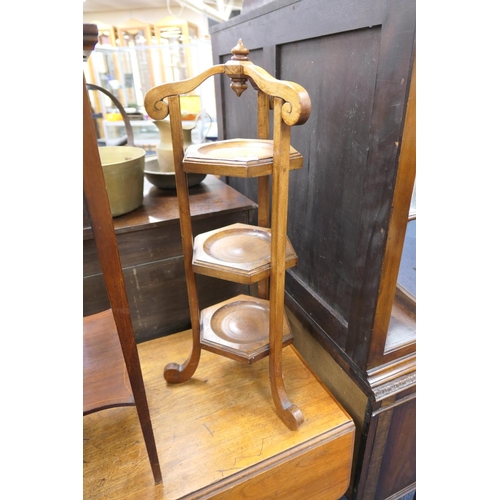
192 223 298 284
183 139 303 178
200 294 293 364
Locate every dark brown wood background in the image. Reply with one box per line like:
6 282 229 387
210 0 416 374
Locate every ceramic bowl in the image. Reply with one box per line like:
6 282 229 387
98 146 145 217
144 155 206 190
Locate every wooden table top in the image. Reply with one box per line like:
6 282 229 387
83 175 257 240
83 328 355 499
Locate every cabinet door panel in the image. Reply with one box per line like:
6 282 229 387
375 397 416 499
210 0 416 369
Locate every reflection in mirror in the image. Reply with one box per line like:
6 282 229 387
385 181 416 353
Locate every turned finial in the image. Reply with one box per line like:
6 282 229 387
231 39 249 61
229 39 250 96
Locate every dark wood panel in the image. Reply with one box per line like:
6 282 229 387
281 28 380 337
345 0 416 368
84 224 181 277
375 397 416 499
210 0 386 53
210 0 415 371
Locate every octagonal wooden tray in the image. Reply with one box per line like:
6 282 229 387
183 139 303 178
200 294 293 364
192 223 298 284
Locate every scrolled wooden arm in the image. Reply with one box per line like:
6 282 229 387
229 61 311 126
144 44 311 127
144 65 226 120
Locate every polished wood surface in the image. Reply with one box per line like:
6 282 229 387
83 175 257 240
83 329 355 500
200 294 293 363
192 223 298 284
83 309 134 413
183 139 303 177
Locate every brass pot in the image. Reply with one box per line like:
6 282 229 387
98 146 146 217
144 155 206 190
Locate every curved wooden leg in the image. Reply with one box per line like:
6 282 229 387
267 107 303 430
269 346 304 431
164 323 201 383
164 94 203 385
164 249 202 383
164 279 201 383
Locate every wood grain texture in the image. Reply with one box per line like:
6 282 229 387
200 294 293 364
374 396 416 499
83 309 134 414
83 329 355 500
192 223 298 284
183 139 303 177
83 175 257 240
369 55 416 368
162 93 202 384
256 90 271 299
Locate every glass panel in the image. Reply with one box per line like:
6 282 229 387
118 28 155 106
398 180 416 298
397 219 416 298
385 180 416 353
157 27 188 82
87 37 216 149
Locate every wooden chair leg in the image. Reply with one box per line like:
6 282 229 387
132 385 163 484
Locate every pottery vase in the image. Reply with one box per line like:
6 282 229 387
153 119 194 173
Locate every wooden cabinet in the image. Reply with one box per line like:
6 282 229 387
83 175 257 344
210 1 416 498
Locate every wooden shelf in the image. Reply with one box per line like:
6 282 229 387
183 138 303 177
192 223 298 284
200 294 293 364
83 309 134 414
